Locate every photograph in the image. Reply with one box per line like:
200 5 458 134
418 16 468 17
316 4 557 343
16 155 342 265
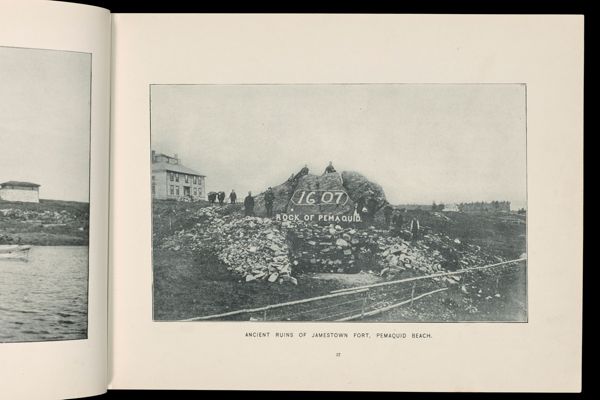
151 84 527 322
0 46 91 342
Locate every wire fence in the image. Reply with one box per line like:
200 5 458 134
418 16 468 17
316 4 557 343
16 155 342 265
182 257 526 322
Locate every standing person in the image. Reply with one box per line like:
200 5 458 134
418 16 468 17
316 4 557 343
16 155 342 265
217 191 225 205
229 189 237 204
383 204 393 227
367 196 378 225
391 210 404 236
264 187 275 218
244 191 255 217
356 196 367 222
410 217 420 241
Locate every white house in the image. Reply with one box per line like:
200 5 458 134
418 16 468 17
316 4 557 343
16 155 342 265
0 181 40 203
151 151 206 200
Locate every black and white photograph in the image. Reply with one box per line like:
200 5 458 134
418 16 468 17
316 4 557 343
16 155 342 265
151 84 527 322
0 46 91 342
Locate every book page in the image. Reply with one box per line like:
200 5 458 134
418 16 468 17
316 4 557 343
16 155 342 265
110 14 582 391
0 1 111 398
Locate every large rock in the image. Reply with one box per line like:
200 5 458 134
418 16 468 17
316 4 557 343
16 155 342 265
254 169 387 219
341 171 387 209
286 172 355 217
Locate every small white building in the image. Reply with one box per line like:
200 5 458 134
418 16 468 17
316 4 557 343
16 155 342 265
0 181 40 203
442 203 459 212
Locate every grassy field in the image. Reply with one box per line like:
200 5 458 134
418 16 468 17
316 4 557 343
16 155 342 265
153 249 347 320
152 200 526 321
0 199 89 246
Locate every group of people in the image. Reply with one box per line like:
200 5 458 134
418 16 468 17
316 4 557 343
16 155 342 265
208 190 238 205
206 161 420 239
241 187 275 217
383 205 421 240
206 187 274 218
287 161 338 185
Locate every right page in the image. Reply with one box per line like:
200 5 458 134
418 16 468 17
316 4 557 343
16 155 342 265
109 14 583 391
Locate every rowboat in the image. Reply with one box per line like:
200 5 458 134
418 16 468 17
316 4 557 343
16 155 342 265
0 245 31 260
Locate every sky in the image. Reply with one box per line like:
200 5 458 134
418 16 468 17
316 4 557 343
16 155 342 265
151 84 527 210
0 46 90 202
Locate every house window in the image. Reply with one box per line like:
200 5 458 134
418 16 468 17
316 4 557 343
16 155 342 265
193 176 197 184
175 186 179 196
152 184 155 194
185 175 189 183
169 172 173 181
170 185 174 195
175 174 179 182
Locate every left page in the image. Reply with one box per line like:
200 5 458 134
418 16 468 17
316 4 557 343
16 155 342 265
0 1 111 399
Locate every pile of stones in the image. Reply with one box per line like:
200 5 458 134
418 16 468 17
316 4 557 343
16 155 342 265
161 207 296 284
160 204 504 286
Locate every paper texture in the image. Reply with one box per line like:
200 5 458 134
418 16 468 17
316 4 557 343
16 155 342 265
0 1 111 398
109 14 582 391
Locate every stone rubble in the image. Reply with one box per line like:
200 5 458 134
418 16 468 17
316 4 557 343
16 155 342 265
161 206 297 285
160 205 504 286
0 208 81 224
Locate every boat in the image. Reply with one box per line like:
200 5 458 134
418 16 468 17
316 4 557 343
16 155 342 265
0 245 31 260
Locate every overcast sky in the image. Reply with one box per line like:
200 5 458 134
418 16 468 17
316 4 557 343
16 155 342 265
151 84 526 209
0 46 90 202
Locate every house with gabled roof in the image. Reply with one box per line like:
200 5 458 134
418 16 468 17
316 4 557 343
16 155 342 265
151 151 206 200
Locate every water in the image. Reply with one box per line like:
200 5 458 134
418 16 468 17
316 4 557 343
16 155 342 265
0 246 88 342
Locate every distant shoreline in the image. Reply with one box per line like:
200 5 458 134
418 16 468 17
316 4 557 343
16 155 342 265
0 199 89 246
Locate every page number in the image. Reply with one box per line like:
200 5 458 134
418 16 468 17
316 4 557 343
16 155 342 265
336 352 341 357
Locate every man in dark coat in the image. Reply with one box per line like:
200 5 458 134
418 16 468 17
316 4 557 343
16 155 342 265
217 191 226 205
323 161 336 174
207 192 217 204
367 197 379 224
264 187 275 218
229 190 237 204
356 196 367 222
391 210 404 236
383 204 393 227
244 191 255 217
292 164 309 183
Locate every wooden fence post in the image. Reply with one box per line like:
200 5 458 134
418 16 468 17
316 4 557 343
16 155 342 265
361 291 369 319
410 281 416 307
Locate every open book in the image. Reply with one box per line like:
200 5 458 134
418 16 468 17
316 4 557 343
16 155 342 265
0 1 584 397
